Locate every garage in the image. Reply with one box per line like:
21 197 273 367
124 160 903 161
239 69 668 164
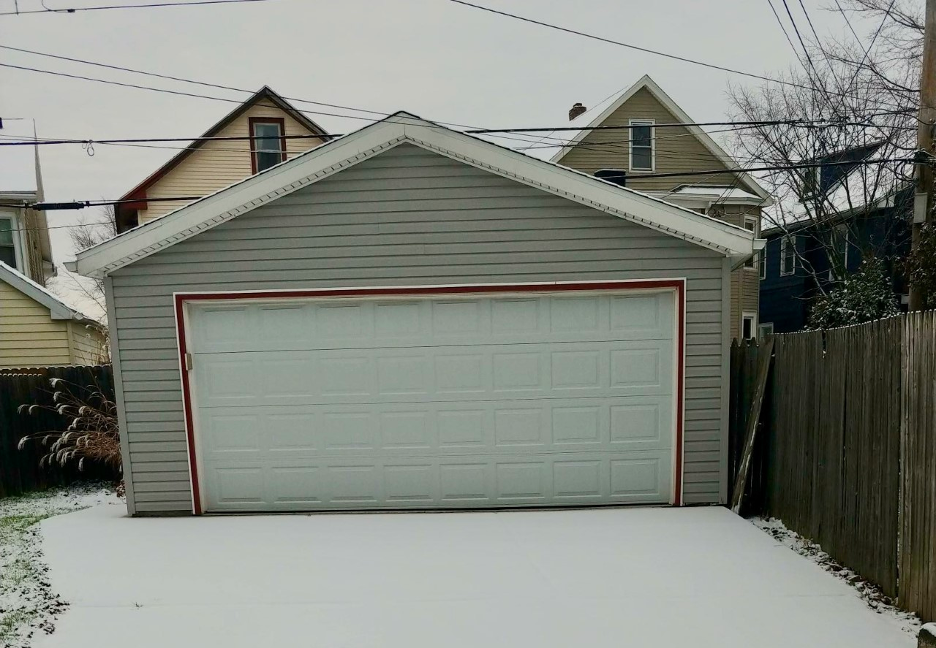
74 112 759 515
181 284 681 512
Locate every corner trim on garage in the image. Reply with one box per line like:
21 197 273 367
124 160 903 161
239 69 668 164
173 279 687 515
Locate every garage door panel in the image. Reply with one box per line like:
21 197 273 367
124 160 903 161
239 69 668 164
190 290 678 512
198 396 673 460
194 340 673 408
201 451 672 510
190 293 675 355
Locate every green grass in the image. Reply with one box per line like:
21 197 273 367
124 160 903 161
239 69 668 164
0 503 86 645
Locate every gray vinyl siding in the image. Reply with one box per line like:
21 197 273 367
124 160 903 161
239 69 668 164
109 143 729 513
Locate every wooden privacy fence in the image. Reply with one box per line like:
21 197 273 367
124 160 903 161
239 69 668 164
0 365 121 498
730 311 936 621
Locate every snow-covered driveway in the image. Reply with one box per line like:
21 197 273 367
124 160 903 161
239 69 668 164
35 505 913 648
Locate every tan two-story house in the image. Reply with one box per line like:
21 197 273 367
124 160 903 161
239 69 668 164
115 86 330 233
537 75 772 340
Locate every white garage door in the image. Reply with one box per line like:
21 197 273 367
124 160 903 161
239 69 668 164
187 289 678 512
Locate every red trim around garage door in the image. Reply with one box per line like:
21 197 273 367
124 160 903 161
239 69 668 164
173 280 687 515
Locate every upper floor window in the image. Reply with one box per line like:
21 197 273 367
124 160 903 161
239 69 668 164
743 215 758 269
0 217 17 270
760 247 767 280
250 118 286 174
629 119 654 171
780 235 797 276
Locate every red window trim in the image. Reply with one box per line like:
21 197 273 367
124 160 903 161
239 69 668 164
173 279 687 515
248 117 287 174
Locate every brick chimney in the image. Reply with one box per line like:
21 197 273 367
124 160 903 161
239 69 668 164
568 102 587 121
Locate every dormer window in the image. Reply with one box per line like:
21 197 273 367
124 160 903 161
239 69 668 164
250 118 287 174
629 119 654 171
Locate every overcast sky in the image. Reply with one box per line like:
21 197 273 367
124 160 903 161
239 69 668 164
0 0 866 317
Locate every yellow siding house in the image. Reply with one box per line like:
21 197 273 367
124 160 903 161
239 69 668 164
0 262 106 369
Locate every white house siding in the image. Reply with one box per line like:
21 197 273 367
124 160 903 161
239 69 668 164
108 143 729 514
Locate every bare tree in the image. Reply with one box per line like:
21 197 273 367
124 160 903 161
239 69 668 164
728 0 923 294
54 205 118 322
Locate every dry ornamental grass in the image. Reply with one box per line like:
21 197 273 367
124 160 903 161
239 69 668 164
16 377 122 474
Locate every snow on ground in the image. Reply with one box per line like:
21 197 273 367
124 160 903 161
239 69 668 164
0 485 122 648
33 505 916 648
754 517 920 635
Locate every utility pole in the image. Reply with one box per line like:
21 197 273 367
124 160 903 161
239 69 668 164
910 0 936 310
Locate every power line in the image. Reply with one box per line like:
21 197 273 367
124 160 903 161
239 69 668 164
0 116 914 149
8 155 918 211
443 0 907 107
0 44 394 121
0 0 283 16
0 62 383 124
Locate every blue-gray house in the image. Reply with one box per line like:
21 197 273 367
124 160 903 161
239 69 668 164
758 145 912 335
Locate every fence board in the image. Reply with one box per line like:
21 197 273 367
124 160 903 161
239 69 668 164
901 311 936 620
0 365 121 497
734 318 904 601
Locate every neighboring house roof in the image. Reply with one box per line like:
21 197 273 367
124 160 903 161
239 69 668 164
0 262 98 323
655 185 764 205
531 74 771 204
73 112 760 279
762 183 912 237
764 144 908 233
118 86 329 203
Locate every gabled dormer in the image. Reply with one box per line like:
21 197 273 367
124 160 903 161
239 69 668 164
540 75 771 206
115 87 329 233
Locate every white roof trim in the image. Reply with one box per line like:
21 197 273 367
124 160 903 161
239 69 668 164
549 75 772 204
74 112 758 279
0 262 92 321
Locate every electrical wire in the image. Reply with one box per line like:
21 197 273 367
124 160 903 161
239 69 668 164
444 0 910 109
0 44 409 122
0 115 914 150
0 0 284 16
2 155 916 212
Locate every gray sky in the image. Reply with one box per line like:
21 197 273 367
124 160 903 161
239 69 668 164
0 0 862 317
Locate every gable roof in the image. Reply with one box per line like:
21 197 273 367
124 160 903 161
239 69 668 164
74 112 761 279
542 75 771 203
0 262 97 323
118 86 329 202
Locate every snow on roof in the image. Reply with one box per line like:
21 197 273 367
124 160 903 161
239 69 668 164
761 145 909 234
0 262 97 322
0 119 39 195
664 186 762 201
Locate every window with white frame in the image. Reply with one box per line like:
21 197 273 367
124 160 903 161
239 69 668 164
780 235 797 276
0 216 17 270
760 246 767 280
250 118 286 174
629 119 654 171
742 312 757 340
743 215 758 269
758 322 774 339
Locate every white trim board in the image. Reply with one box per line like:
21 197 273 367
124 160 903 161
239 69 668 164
73 112 760 279
548 75 772 204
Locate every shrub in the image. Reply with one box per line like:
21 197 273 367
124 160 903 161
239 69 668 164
807 258 900 330
17 377 122 473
